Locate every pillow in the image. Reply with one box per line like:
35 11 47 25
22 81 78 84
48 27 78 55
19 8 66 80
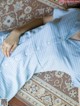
38 0 80 9
38 0 68 9
59 0 80 8
59 0 80 3
0 0 53 31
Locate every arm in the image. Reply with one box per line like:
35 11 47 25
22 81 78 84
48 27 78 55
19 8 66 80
2 15 53 57
15 18 44 36
14 15 53 36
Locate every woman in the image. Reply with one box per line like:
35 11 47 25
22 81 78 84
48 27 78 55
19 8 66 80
0 8 80 104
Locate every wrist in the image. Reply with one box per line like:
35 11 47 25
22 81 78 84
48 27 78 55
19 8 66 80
14 26 27 36
13 29 21 37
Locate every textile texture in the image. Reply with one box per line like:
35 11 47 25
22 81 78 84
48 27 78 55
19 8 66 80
0 0 52 31
59 0 80 3
38 0 80 9
16 71 79 106
0 0 79 106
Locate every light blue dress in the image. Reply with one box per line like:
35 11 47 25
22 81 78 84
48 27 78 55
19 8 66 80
0 9 80 101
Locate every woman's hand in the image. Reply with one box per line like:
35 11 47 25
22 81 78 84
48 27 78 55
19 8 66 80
1 30 20 57
1 16 52 57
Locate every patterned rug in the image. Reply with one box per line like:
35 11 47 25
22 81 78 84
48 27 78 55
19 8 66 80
14 1 79 105
0 0 79 106
16 71 79 106
0 0 53 31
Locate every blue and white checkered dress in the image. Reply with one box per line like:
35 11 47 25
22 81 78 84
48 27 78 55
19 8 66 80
0 8 80 101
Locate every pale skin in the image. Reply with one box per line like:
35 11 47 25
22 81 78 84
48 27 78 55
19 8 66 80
1 14 80 105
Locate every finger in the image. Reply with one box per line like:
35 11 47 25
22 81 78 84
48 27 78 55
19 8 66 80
2 42 8 55
10 44 17 54
2 41 6 47
2 46 7 56
1 48 4 55
6 46 12 57
2 44 11 57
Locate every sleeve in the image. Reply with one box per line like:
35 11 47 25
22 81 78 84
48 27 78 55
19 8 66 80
52 9 80 39
53 8 77 20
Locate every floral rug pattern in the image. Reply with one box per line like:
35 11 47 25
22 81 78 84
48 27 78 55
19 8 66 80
16 71 79 106
0 0 52 31
0 0 79 106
